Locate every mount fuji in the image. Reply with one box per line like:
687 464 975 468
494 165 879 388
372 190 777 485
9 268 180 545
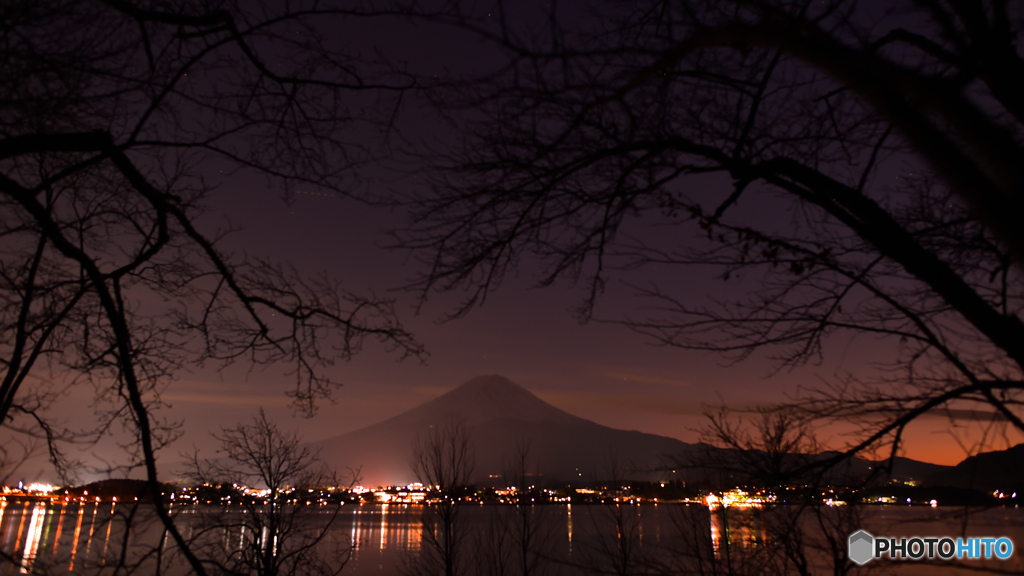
310 375 693 487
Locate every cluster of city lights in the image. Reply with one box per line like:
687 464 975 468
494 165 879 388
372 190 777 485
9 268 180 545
705 489 772 509
4 479 1017 510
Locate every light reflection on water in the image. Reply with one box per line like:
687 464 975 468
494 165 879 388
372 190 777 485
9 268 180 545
708 505 770 554
0 501 1021 575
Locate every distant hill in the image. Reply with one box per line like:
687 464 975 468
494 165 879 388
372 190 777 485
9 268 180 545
815 450 951 485
61 478 174 500
661 447 959 490
310 375 694 487
925 444 1024 493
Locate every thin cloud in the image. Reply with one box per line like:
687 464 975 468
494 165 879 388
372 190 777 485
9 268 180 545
539 391 707 418
161 393 289 406
601 372 692 387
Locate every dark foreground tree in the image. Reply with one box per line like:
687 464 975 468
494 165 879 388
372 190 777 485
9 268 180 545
407 418 475 576
0 1 424 574
189 409 352 576
577 459 650 576
474 441 553 576
677 408 870 576
400 0 1024 465
501 442 553 576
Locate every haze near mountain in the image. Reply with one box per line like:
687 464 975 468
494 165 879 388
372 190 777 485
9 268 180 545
311 375 691 487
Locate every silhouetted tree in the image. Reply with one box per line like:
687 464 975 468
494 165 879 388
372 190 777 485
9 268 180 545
476 441 553 576
655 408 871 576
697 407 826 488
473 500 516 576
0 1 424 574
577 459 650 576
408 417 475 576
189 409 352 576
504 442 553 576
400 0 1024 466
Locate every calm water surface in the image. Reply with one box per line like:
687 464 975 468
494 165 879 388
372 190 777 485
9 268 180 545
2 500 1021 574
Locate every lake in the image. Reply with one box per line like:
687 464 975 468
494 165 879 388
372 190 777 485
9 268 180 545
2 500 1021 574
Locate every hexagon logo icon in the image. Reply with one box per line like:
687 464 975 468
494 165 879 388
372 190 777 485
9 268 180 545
849 530 874 565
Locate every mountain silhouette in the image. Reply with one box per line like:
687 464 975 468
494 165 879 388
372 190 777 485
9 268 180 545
310 375 692 487
925 443 1024 493
309 374 964 489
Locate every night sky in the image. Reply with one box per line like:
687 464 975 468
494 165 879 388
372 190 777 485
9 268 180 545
13 1 1024 483
178 171 1004 468
39 171 996 480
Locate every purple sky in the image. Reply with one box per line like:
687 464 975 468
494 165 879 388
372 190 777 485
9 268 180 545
14 3 1023 485
132 175 1007 471
26 144 1017 485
